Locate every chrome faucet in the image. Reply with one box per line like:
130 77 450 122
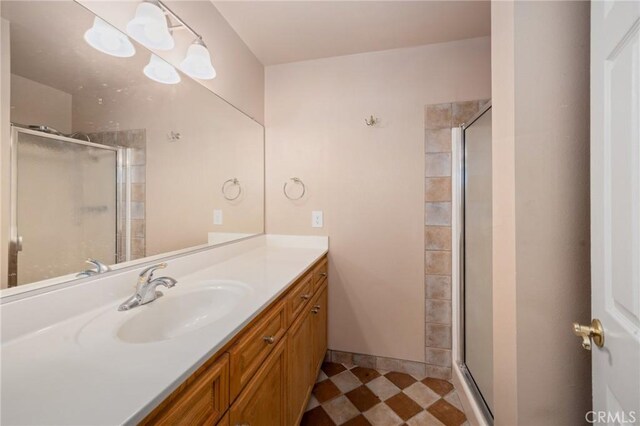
76 258 111 278
118 263 177 311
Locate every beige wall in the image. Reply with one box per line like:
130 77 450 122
0 18 10 288
78 1 265 124
491 1 518 422
10 74 72 133
265 37 491 362
491 1 591 424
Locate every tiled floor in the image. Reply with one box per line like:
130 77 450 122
302 362 468 426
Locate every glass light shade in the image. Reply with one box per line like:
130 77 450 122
143 54 181 84
126 2 174 51
179 41 216 80
84 17 135 58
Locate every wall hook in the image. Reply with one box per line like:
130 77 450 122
364 115 378 126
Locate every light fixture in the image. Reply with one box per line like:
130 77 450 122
84 17 135 58
126 1 174 51
179 39 216 80
143 54 181 84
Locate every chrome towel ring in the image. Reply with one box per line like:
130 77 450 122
222 178 242 201
283 177 306 200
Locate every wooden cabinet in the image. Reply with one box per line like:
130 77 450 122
311 284 328 373
216 412 229 426
228 299 286 401
142 256 328 426
286 305 314 425
141 354 229 426
230 339 287 426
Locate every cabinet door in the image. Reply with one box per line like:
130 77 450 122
311 285 328 373
230 339 286 426
142 354 229 426
216 412 229 426
286 308 314 425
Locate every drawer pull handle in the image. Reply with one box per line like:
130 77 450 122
301 294 311 300
311 305 320 314
263 335 275 344
319 272 327 277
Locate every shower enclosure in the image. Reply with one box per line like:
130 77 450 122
456 102 493 422
8 127 124 287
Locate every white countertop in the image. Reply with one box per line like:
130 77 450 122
0 235 328 425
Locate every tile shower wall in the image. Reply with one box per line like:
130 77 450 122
88 129 146 262
424 100 487 380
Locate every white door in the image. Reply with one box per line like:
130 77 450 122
591 0 640 422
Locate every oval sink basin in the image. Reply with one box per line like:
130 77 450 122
117 281 251 344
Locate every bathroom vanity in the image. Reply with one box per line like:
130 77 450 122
0 236 328 425
142 254 329 426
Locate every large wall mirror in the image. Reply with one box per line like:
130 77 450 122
0 1 264 291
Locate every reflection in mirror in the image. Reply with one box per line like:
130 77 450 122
0 1 264 290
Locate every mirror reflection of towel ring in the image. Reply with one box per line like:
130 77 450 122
283 177 306 200
222 178 242 201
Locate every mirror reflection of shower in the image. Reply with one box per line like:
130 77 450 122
8 125 141 287
24 124 93 142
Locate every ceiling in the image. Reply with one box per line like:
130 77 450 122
213 1 491 66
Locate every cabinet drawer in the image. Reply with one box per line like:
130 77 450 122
228 300 286 401
313 257 328 292
287 273 313 325
143 354 229 426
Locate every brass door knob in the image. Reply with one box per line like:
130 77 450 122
572 319 604 351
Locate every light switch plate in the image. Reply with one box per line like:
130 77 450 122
213 209 223 225
312 211 323 228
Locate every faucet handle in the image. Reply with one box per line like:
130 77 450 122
86 258 111 273
76 258 111 277
139 263 167 280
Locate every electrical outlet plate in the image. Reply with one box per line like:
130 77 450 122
213 209 223 225
312 211 323 228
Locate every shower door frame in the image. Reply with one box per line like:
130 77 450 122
455 101 493 424
8 125 126 287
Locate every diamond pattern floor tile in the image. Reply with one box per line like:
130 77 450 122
305 362 468 426
384 371 417 390
350 366 381 384
323 395 360 424
384 392 423 421
345 386 381 412
366 376 401 401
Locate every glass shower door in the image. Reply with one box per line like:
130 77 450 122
461 105 493 418
12 129 117 285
